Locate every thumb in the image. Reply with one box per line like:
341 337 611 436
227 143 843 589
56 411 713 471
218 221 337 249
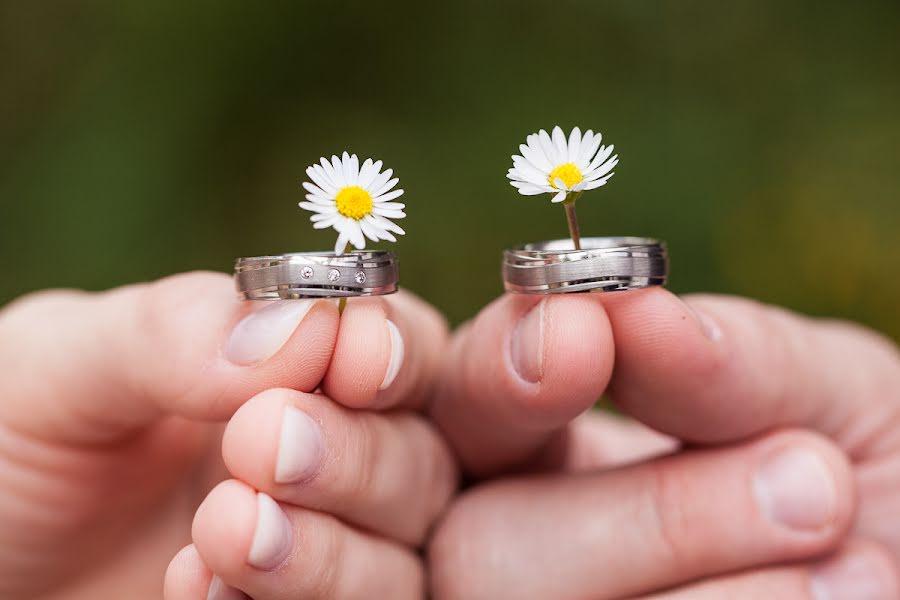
0 271 339 444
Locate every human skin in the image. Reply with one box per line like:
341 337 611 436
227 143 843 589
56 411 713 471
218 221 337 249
0 272 457 600
427 288 900 599
2 275 899 599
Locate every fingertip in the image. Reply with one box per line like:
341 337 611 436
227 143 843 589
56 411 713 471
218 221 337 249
221 389 290 486
224 299 339 366
154 288 340 421
375 290 450 409
249 299 340 386
322 298 392 408
164 544 211 600
811 540 900 600
222 388 326 489
603 288 721 375
192 480 259 576
379 318 404 392
322 290 448 410
602 288 734 441
539 294 614 404
751 429 857 551
508 294 614 424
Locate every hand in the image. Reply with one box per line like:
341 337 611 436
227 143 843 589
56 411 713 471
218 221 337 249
0 272 456 600
427 289 900 599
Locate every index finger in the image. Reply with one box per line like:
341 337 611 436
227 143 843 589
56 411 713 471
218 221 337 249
601 288 900 452
0 273 446 444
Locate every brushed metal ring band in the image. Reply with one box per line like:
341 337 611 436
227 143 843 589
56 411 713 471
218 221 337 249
502 237 669 294
235 251 399 300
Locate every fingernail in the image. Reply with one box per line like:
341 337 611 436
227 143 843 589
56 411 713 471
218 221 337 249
511 300 545 383
226 300 316 366
753 447 837 531
811 549 896 599
379 320 404 390
684 302 722 342
247 493 292 570
275 406 325 484
207 576 249 600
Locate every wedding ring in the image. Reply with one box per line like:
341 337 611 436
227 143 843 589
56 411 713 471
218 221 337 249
235 251 399 299
502 237 668 294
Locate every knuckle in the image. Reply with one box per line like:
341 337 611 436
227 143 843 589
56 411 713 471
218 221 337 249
296 512 345 599
403 417 459 545
338 416 384 509
428 491 494 600
418 424 459 527
643 462 699 570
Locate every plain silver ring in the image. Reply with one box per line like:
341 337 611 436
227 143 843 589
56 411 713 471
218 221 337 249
502 237 668 294
235 251 399 299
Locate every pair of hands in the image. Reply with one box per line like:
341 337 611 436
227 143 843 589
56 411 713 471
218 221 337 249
0 272 898 599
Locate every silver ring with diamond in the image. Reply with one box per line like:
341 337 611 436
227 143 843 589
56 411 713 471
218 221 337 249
502 237 669 294
234 251 399 300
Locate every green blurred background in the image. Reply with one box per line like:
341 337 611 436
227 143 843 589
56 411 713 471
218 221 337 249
2 1 898 337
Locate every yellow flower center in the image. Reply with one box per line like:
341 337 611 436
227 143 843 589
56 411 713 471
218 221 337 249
335 186 373 220
548 163 583 189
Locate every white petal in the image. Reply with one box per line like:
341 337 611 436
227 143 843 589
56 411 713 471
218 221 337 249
330 155 346 187
358 159 382 188
372 207 406 219
318 157 340 188
553 177 568 191
302 181 331 198
374 202 404 211
551 189 568 203
582 177 612 191
299 201 335 213
306 167 335 194
334 229 350 255
510 181 542 192
511 157 548 183
312 215 341 229
359 218 384 242
578 131 602 168
551 126 567 160
537 129 558 165
370 214 405 235
372 188 404 203
586 145 615 173
347 220 366 249
515 186 549 196
349 153 360 185
303 194 334 206
310 210 338 221
367 168 393 195
357 159 373 187
509 172 547 187
340 152 356 186
364 216 397 242
519 142 552 172
567 127 582 164
371 178 399 198
584 155 618 181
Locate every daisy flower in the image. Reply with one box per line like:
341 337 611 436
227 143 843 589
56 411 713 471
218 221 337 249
507 126 618 250
300 152 406 255
507 126 618 204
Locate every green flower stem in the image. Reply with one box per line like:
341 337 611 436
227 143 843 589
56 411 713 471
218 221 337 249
337 242 349 314
563 192 583 250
